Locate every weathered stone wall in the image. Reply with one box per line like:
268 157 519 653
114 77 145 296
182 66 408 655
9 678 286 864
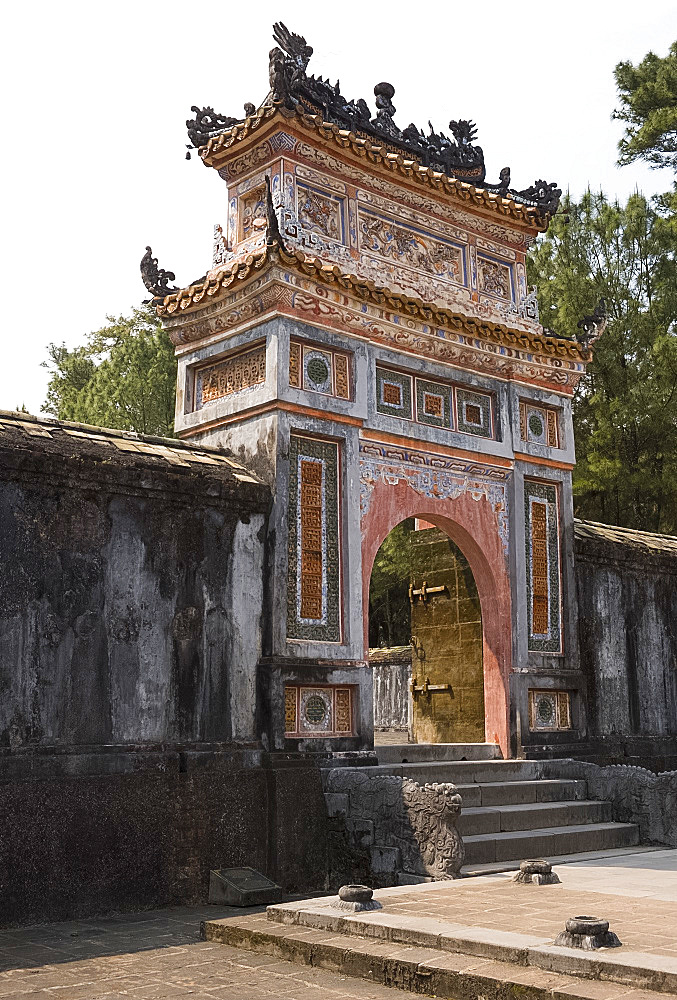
575 520 677 762
0 414 329 925
0 418 269 750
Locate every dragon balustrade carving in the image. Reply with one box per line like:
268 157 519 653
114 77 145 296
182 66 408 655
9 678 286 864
325 769 465 879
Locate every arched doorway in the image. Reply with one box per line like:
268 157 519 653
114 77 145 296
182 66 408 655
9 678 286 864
360 473 511 757
369 518 485 744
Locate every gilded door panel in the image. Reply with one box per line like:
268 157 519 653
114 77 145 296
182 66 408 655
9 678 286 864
410 528 484 743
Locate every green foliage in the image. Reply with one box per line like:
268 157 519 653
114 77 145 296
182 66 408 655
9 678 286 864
614 42 677 171
43 305 177 437
528 189 677 532
368 519 414 648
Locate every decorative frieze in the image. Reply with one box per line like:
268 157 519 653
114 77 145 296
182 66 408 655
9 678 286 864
376 366 495 440
524 480 562 653
528 690 571 730
194 344 266 409
287 435 341 642
284 685 353 736
359 209 465 286
359 442 510 555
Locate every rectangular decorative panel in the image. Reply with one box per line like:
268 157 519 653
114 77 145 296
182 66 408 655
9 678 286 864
456 388 493 437
240 186 266 240
524 480 562 653
296 183 345 242
360 210 465 285
528 689 571 731
289 341 351 400
375 367 413 419
520 401 560 448
195 344 266 409
289 342 301 388
334 354 350 400
287 435 340 642
477 254 513 301
415 379 453 429
284 685 354 737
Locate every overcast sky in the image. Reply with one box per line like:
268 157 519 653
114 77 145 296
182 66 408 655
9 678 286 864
2 0 675 416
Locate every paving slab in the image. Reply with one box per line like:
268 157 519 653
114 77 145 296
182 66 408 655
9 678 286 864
0 906 426 999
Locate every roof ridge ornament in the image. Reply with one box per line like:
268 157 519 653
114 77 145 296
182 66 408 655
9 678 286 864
264 175 287 251
577 299 607 347
182 21 562 218
140 246 179 301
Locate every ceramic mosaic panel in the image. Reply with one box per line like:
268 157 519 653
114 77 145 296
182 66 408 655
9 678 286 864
415 379 453 429
195 344 266 409
477 253 513 302
359 210 465 284
528 689 571 731
524 480 562 653
284 686 353 737
303 347 333 394
376 367 413 419
520 401 559 448
297 183 344 242
240 186 266 240
287 435 340 642
456 388 493 438
289 341 351 399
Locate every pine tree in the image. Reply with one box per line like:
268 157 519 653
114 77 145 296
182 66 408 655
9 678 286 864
528 190 677 532
43 305 177 438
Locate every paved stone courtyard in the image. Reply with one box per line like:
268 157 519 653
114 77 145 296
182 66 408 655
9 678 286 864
0 906 419 999
3 852 677 999
376 849 677 957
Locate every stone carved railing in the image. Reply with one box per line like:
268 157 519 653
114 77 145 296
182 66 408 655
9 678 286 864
324 769 465 880
541 759 677 848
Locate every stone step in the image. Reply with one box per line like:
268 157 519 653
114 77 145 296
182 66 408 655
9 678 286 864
203 900 677 999
357 758 545 785
455 778 587 808
376 742 503 764
458 799 611 836
463 820 639 865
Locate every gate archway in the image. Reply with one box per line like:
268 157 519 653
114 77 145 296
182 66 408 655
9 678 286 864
361 474 511 758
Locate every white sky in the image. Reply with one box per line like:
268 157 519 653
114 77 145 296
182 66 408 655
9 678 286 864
2 0 675 415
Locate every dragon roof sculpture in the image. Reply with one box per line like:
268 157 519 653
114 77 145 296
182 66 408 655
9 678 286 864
185 22 561 218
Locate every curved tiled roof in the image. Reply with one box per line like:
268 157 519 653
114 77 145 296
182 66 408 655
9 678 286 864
574 518 677 558
0 410 268 505
156 238 590 364
199 103 553 231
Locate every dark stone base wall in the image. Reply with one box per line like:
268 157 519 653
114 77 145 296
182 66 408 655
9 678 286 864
0 748 329 928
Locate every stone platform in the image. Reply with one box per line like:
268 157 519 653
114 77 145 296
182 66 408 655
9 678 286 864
204 849 677 999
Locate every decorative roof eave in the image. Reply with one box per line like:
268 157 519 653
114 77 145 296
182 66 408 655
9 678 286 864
197 103 552 233
155 239 591 364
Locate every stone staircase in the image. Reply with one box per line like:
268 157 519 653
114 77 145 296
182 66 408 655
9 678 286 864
371 744 639 869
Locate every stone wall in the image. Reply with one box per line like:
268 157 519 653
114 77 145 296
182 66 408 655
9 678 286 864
574 520 677 767
0 413 329 925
